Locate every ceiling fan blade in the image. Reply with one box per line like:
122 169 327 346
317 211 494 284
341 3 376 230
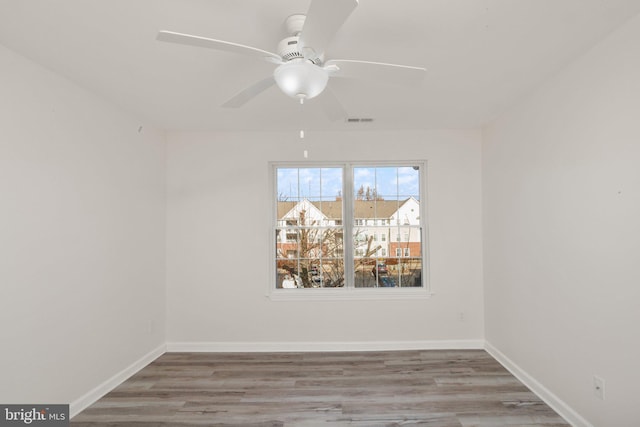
221 76 275 108
325 59 426 86
157 31 282 64
299 0 358 56
317 87 348 122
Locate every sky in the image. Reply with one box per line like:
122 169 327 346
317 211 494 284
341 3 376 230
277 166 421 201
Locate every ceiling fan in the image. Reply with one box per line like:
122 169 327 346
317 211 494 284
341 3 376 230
157 0 426 119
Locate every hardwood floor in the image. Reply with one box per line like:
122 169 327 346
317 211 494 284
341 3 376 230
71 350 569 426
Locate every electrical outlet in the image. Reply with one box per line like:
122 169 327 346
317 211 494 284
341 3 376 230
593 375 605 400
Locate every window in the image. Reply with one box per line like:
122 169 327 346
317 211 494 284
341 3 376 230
286 232 297 242
272 163 427 296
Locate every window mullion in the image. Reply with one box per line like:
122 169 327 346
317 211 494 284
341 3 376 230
343 164 355 289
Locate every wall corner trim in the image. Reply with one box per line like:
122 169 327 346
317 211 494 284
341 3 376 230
69 343 167 419
484 341 592 427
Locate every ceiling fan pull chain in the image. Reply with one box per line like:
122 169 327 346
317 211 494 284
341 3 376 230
300 95 305 140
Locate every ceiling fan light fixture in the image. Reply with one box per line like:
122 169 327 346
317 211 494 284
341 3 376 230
273 58 329 100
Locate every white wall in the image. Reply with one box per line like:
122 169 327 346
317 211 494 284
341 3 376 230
0 44 166 409
166 129 484 347
483 13 640 427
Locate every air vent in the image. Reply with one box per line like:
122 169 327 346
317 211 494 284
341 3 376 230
346 118 374 123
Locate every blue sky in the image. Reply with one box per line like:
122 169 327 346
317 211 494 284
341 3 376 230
277 166 420 201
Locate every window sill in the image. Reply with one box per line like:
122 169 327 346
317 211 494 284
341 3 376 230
268 288 434 301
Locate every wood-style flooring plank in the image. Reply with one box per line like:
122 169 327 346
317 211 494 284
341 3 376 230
71 350 569 426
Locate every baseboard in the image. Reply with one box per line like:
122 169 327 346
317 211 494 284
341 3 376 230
69 343 166 418
166 339 485 353
484 341 592 427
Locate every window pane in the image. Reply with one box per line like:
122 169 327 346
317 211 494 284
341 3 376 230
353 167 421 232
277 167 343 202
388 229 422 287
276 167 344 289
315 258 345 288
352 165 423 288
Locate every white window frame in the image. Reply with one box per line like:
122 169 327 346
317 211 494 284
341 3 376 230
268 161 431 301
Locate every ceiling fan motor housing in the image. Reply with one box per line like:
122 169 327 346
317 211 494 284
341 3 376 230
279 14 322 64
278 36 304 61
277 36 322 65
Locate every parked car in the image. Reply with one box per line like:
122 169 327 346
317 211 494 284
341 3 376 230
282 274 302 288
372 262 388 277
378 275 396 287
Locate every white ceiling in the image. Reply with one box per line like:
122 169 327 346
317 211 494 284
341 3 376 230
1 0 639 132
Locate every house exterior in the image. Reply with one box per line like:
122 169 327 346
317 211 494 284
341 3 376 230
276 197 422 262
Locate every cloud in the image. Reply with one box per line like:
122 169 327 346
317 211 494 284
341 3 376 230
354 168 372 178
396 167 419 184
